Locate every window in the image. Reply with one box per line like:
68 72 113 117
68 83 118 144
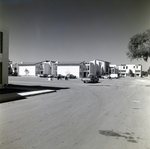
123 66 125 69
126 66 128 69
133 66 135 69
0 32 3 53
0 62 2 84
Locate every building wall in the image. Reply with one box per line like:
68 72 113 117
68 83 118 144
57 65 80 78
96 60 101 76
89 62 95 75
43 63 51 75
89 60 111 76
0 19 9 88
118 64 142 76
95 60 110 75
109 64 119 74
79 63 87 78
89 60 101 76
51 63 57 76
102 62 110 74
19 66 36 76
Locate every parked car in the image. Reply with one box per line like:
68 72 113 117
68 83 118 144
101 75 111 79
81 75 99 83
66 74 77 79
56 74 65 80
39 74 48 78
110 74 119 79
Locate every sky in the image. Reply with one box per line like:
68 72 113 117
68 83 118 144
0 0 150 70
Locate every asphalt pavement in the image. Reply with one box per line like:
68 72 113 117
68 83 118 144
1 76 150 149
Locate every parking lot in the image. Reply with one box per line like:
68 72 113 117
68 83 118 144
1 76 150 149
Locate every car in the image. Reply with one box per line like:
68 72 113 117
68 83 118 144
101 75 111 79
39 74 48 78
56 74 65 80
81 75 99 83
66 74 77 79
110 74 119 79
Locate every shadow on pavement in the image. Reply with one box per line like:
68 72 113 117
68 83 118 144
0 84 70 104
7 84 70 91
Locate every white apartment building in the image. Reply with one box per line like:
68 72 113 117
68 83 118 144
118 64 142 77
18 60 56 76
0 19 9 88
85 59 110 77
17 59 143 78
56 61 86 78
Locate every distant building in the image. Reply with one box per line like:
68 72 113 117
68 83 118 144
55 59 110 78
109 64 119 74
85 60 101 77
96 59 110 75
18 60 56 76
118 64 142 77
83 59 110 77
56 61 86 78
17 59 143 78
0 19 9 88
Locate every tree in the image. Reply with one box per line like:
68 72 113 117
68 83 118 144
8 60 13 75
126 29 150 61
148 67 150 74
25 69 29 75
128 69 134 77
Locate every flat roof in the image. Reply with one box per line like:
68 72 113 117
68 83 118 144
18 60 56 66
18 62 40 66
91 59 111 63
57 61 85 66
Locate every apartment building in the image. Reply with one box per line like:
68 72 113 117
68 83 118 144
0 19 9 88
118 64 142 77
18 60 56 76
18 59 142 78
109 64 119 74
81 59 110 78
56 61 86 78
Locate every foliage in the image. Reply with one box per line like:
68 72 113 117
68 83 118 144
127 29 150 61
129 69 133 75
24 69 29 75
8 60 18 76
142 71 148 76
8 60 13 75
148 67 150 74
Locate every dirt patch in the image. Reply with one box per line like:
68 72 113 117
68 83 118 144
99 130 127 139
127 139 137 143
99 130 138 143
